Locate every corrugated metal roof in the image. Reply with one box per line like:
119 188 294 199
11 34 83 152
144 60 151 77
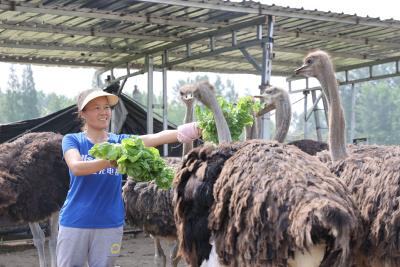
0 0 400 77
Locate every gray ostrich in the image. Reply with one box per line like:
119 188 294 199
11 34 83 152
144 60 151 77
0 132 69 267
173 81 362 267
256 86 328 155
121 87 196 267
249 85 292 142
295 50 400 267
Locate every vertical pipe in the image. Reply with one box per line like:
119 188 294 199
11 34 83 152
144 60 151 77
350 83 357 144
321 90 329 129
93 72 101 88
259 15 274 140
304 90 308 139
311 90 322 141
146 55 154 134
162 51 169 156
232 30 237 46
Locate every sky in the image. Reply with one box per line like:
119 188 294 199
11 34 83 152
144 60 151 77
0 0 398 109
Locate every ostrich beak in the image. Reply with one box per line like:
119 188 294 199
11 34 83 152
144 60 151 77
181 92 194 100
294 64 307 75
253 95 276 116
184 93 194 100
257 103 276 116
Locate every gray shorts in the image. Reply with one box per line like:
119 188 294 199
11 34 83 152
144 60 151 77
56 225 123 267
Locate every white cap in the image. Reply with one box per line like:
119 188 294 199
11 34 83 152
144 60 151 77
77 90 119 111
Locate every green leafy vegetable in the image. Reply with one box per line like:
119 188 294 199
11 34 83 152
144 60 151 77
195 96 261 143
89 136 174 189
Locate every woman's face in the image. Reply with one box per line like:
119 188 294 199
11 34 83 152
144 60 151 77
81 96 112 130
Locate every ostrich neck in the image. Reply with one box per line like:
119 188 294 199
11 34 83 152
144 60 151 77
182 102 194 155
319 70 348 161
206 96 232 144
274 94 291 143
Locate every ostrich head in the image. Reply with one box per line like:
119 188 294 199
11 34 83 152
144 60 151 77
295 50 348 161
294 50 337 102
179 85 195 107
179 81 232 144
254 86 292 142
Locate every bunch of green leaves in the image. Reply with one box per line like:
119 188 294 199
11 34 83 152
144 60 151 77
195 96 261 143
89 136 174 189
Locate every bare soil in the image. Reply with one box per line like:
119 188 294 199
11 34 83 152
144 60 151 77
0 231 186 267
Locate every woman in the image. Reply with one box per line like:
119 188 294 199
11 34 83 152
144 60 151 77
57 89 201 267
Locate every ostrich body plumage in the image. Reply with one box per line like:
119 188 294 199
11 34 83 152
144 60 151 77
123 180 176 239
0 132 69 223
174 142 245 266
288 139 329 156
319 144 400 266
122 157 182 237
0 131 69 267
210 140 362 267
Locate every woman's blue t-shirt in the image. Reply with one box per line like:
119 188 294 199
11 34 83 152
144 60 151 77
61 132 131 228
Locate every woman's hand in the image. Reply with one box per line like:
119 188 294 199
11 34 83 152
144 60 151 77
177 122 202 143
108 160 118 168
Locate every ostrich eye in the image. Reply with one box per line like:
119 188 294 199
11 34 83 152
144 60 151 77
306 58 313 64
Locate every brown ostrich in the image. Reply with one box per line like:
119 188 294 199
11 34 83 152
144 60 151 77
121 88 196 267
0 132 69 267
288 139 329 156
295 50 400 266
174 81 363 267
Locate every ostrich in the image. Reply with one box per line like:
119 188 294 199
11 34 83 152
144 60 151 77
121 87 196 267
249 85 292 142
254 86 328 155
0 131 69 267
295 50 400 267
174 81 363 267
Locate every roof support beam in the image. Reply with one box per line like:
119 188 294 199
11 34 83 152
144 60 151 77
275 26 400 50
0 20 176 42
0 39 135 53
137 0 400 29
240 48 262 73
0 3 228 29
0 54 106 67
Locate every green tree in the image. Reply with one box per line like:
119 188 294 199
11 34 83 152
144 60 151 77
4 65 23 123
20 65 39 119
224 78 238 102
355 79 400 144
213 75 225 95
36 91 75 116
0 88 6 123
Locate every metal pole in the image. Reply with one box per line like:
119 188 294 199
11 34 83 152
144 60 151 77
321 91 329 125
350 83 357 144
259 15 274 140
304 90 308 139
93 71 101 88
311 90 322 141
146 55 154 134
162 50 169 156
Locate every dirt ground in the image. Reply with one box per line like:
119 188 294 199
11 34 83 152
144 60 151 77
0 232 186 267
